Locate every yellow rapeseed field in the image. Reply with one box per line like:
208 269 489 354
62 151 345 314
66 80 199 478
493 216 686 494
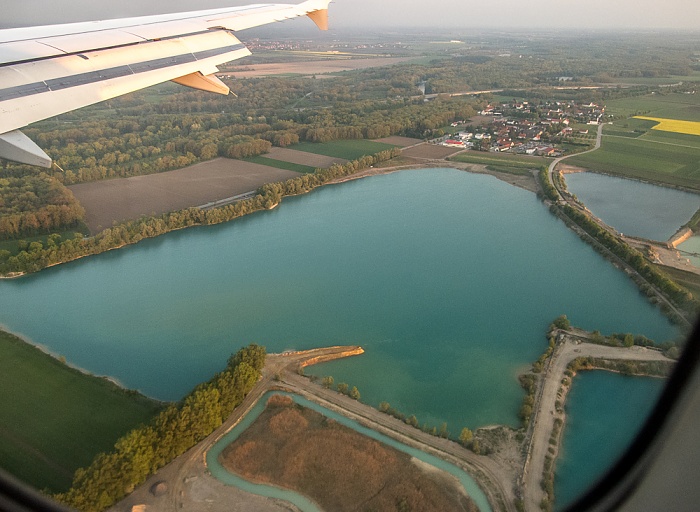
634 116 700 136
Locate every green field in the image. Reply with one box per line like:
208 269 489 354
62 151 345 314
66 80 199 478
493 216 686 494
566 135 700 191
246 156 316 174
448 152 549 175
606 93 700 122
0 330 162 492
604 118 660 138
0 225 89 257
292 139 397 160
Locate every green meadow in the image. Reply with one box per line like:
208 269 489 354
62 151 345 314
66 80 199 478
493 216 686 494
292 139 397 160
606 92 700 122
566 135 700 191
449 152 549 175
0 330 162 492
246 156 317 174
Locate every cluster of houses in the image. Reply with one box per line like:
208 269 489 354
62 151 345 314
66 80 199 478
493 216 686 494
440 99 606 156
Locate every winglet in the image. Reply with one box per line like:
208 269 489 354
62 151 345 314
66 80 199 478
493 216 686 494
0 130 52 168
307 9 329 31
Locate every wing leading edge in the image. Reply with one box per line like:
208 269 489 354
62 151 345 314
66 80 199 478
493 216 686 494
0 0 330 167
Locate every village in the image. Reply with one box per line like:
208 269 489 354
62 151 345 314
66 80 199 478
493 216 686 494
440 99 606 156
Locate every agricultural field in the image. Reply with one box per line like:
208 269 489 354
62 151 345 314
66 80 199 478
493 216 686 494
634 116 700 137
70 159 300 233
566 136 700 191
245 156 317 174
0 329 161 492
265 146 347 168
292 139 398 160
605 92 700 122
566 92 700 190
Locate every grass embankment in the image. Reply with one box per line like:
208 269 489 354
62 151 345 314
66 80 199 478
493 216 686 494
658 265 700 299
449 152 548 175
292 139 398 160
0 329 162 492
221 395 477 512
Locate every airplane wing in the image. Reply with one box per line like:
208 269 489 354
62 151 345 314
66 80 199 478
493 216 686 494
0 0 330 167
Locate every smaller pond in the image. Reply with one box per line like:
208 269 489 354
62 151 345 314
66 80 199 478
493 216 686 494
677 235 700 269
564 172 699 242
554 371 665 510
206 391 492 512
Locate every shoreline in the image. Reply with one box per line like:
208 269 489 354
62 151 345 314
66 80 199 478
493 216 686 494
0 159 538 281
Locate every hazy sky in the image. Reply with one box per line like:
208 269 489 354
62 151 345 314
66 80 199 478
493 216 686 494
3 0 700 30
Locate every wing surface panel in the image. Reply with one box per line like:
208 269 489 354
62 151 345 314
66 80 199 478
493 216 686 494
0 0 330 166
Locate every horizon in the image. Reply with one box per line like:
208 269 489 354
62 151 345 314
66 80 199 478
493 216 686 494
2 0 700 31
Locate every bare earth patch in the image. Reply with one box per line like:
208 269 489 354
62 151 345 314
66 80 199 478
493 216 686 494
221 395 478 512
374 136 424 147
69 158 300 233
266 147 347 168
220 57 414 78
402 143 466 159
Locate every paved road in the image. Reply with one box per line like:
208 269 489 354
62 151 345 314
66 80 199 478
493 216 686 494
548 123 604 200
522 332 673 511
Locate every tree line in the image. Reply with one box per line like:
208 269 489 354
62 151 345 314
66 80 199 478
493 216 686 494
54 344 266 512
558 203 697 317
0 149 400 276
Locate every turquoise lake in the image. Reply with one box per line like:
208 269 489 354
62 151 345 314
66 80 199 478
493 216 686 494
0 168 680 506
0 168 676 429
555 371 665 510
564 172 699 241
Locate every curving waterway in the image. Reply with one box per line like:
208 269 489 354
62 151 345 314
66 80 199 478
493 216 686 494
0 168 680 505
563 172 700 242
206 391 492 512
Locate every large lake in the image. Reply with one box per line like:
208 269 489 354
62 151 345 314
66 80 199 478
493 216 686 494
564 172 699 241
0 168 679 503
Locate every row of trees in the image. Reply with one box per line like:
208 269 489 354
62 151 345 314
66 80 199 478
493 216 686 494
559 203 696 315
0 149 400 276
55 344 266 512
376 401 481 454
320 376 361 401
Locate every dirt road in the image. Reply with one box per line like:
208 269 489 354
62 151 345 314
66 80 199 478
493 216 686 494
111 344 517 512
522 332 673 511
